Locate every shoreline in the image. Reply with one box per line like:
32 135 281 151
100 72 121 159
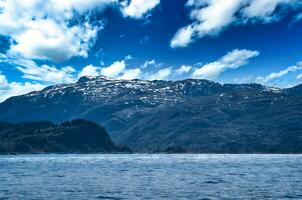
1 152 302 155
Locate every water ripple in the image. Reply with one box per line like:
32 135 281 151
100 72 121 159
0 154 301 199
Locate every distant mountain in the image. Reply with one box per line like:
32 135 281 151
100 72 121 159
0 76 301 153
119 90 302 153
0 119 130 153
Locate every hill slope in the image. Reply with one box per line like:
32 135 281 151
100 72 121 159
0 119 130 153
117 91 302 152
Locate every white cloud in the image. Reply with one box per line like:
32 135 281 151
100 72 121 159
171 0 302 48
0 74 8 86
118 68 141 80
141 59 162 69
0 58 128 101
78 65 101 78
101 60 126 78
171 0 243 48
121 0 160 19
0 73 45 102
297 74 302 80
175 65 192 75
142 60 155 69
79 61 140 80
256 63 302 84
171 25 195 48
124 55 134 60
145 67 172 80
192 49 259 80
0 0 115 61
243 0 283 22
78 60 128 79
17 64 76 84
0 54 77 84
10 20 100 62
232 75 254 84
242 0 302 23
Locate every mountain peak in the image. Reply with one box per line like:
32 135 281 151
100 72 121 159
77 75 115 83
77 76 95 83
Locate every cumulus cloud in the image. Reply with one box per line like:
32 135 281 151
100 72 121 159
256 63 302 84
76 60 128 79
118 68 141 80
79 61 140 79
4 56 132 84
145 67 172 80
141 59 162 69
100 60 126 78
0 0 118 62
171 0 243 48
11 21 100 62
297 74 302 80
0 0 163 62
0 73 45 102
171 25 195 48
171 0 302 48
175 65 192 75
121 0 160 19
78 65 101 78
192 49 259 80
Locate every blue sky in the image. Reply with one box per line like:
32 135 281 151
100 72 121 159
0 0 302 101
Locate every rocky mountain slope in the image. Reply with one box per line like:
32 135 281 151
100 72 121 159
0 119 130 153
0 76 301 153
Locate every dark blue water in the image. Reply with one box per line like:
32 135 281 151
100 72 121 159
0 154 302 199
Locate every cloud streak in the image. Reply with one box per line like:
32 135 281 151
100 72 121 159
256 62 302 85
192 49 259 80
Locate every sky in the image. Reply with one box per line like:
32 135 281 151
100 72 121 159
0 0 302 102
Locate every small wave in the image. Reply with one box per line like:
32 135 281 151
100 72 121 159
97 195 124 200
204 179 225 184
281 195 302 199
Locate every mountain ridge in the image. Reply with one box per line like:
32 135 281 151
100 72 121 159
0 76 301 152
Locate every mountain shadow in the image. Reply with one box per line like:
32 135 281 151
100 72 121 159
0 119 131 154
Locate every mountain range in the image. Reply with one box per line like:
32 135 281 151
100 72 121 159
0 76 301 153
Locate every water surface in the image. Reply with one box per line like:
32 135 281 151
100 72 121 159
1 154 302 199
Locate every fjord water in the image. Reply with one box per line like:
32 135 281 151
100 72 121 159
1 154 302 199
